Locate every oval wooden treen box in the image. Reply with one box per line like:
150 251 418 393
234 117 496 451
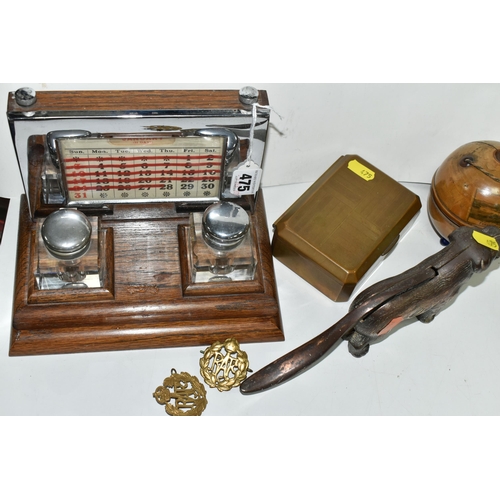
429 140 500 240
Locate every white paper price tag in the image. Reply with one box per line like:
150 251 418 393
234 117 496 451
230 161 263 196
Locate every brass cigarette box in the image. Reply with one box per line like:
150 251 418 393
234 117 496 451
272 155 421 302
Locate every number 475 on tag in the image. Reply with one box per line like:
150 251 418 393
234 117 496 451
230 162 263 196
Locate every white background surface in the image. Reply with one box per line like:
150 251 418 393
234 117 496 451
2 83 500 194
2 181 500 416
2 0 500 495
2 82 500 414
1 73 500 500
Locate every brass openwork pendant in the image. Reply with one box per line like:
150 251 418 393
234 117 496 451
153 369 208 416
200 338 250 392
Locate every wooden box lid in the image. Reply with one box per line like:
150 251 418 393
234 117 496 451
272 155 421 302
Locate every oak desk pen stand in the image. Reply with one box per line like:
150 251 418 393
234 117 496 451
8 87 284 356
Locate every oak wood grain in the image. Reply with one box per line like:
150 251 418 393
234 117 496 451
9 88 281 356
8 89 269 113
10 190 283 355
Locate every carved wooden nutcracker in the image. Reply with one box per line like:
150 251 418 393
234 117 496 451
240 225 500 394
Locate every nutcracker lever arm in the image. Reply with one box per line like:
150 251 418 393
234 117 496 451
240 267 437 394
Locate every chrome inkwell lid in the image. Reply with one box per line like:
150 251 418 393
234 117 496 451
41 209 92 261
202 202 250 252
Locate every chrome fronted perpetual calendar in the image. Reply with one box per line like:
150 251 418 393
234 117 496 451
7 87 283 356
58 134 226 205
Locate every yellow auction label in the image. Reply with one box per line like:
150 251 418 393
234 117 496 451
348 160 375 181
472 230 499 251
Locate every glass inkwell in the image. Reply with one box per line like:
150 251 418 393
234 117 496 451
35 208 102 289
188 201 257 283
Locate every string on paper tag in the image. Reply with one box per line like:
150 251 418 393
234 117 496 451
230 103 280 196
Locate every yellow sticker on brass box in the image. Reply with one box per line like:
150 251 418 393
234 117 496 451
348 160 375 181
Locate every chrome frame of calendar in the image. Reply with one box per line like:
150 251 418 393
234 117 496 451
8 98 271 217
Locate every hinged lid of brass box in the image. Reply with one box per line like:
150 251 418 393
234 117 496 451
272 155 421 302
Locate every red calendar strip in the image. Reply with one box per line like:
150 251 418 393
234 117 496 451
66 173 220 183
68 184 192 192
64 154 222 164
65 169 220 179
65 163 221 171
